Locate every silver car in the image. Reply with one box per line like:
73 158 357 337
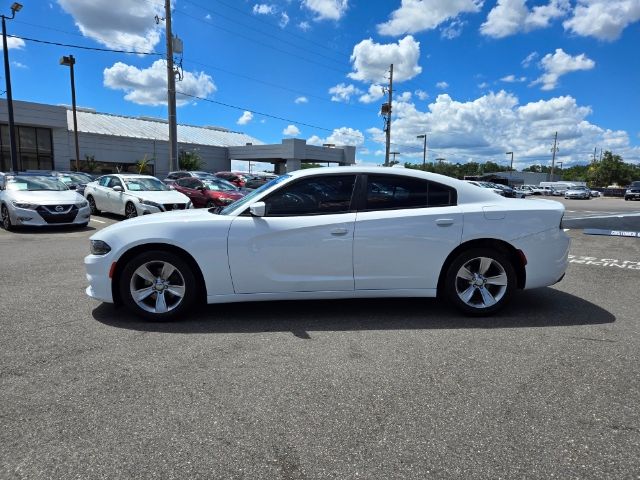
564 186 591 200
0 174 90 230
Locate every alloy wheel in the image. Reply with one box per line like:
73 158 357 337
129 260 186 314
454 256 508 309
125 203 138 218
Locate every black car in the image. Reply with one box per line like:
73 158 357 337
625 181 640 201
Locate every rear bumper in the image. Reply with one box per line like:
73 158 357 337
512 228 570 290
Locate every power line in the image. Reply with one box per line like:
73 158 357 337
8 34 162 56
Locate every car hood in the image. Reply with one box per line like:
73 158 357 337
8 190 85 204
126 190 190 203
90 208 229 241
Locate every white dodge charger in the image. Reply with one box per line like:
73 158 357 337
85 167 570 320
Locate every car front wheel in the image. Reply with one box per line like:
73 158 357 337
87 195 100 215
444 248 516 316
119 250 197 321
1 204 13 231
125 202 138 218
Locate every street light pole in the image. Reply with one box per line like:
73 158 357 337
417 134 427 169
60 55 80 172
1 2 22 173
505 151 513 180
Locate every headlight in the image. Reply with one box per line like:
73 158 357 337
138 198 163 209
219 197 234 204
76 200 89 208
90 239 111 255
12 201 38 209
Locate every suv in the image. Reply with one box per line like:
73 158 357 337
625 181 640 201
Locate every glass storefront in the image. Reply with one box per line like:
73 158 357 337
0 124 54 172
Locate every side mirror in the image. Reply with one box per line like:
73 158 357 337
112 185 123 192
249 201 266 217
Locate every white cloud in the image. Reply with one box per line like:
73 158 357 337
478 82 489 89
531 48 595 90
58 0 164 52
283 124 300 136
1 37 25 50
298 21 311 31
279 12 290 28
367 90 640 165
500 74 526 82
294 96 309 104
307 127 365 147
377 0 482 36
237 111 253 125
329 83 362 102
103 59 216 106
521 51 539 67
436 81 449 89
205 13 211 20
253 4 276 15
11 61 28 69
348 36 422 84
415 89 429 100
481 0 570 38
563 0 640 41
359 84 385 104
302 0 348 21
441 19 467 39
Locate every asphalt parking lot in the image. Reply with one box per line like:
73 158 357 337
1 198 639 479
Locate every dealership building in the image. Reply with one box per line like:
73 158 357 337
0 99 356 177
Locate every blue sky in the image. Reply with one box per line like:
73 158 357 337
4 0 640 170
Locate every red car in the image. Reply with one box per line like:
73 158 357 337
215 171 248 188
173 177 245 208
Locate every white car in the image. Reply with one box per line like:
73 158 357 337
564 186 591 200
1 174 90 230
85 167 570 320
84 174 191 218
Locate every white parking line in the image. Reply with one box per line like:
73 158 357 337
90 218 106 224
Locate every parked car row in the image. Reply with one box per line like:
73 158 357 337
162 170 277 189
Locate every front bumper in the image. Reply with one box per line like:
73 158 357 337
85 253 114 303
10 204 91 226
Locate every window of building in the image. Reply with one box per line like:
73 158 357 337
0 124 54 171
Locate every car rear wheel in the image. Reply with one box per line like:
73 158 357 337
125 202 138 218
120 250 197 321
444 248 516 316
1 204 13 231
87 195 100 215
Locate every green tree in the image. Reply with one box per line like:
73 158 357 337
178 150 204 171
136 154 153 174
301 163 324 169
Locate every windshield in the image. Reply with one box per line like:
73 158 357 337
123 177 170 191
6 176 69 191
218 175 290 215
203 179 238 191
59 173 91 185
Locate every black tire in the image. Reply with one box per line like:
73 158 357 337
443 248 516 316
87 195 100 215
1 204 13 231
119 250 197 321
206 200 216 208
125 202 138 218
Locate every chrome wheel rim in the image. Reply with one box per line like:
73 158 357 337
125 203 137 218
129 260 186 314
1 206 9 229
455 256 508 309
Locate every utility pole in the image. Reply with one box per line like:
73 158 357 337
417 134 427 169
389 151 400 165
505 151 514 180
60 55 80 171
2 2 22 173
165 0 178 173
383 64 393 167
549 131 558 181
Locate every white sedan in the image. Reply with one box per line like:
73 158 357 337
85 167 570 320
84 174 191 218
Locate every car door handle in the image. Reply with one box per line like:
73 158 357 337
330 228 349 236
435 218 455 226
